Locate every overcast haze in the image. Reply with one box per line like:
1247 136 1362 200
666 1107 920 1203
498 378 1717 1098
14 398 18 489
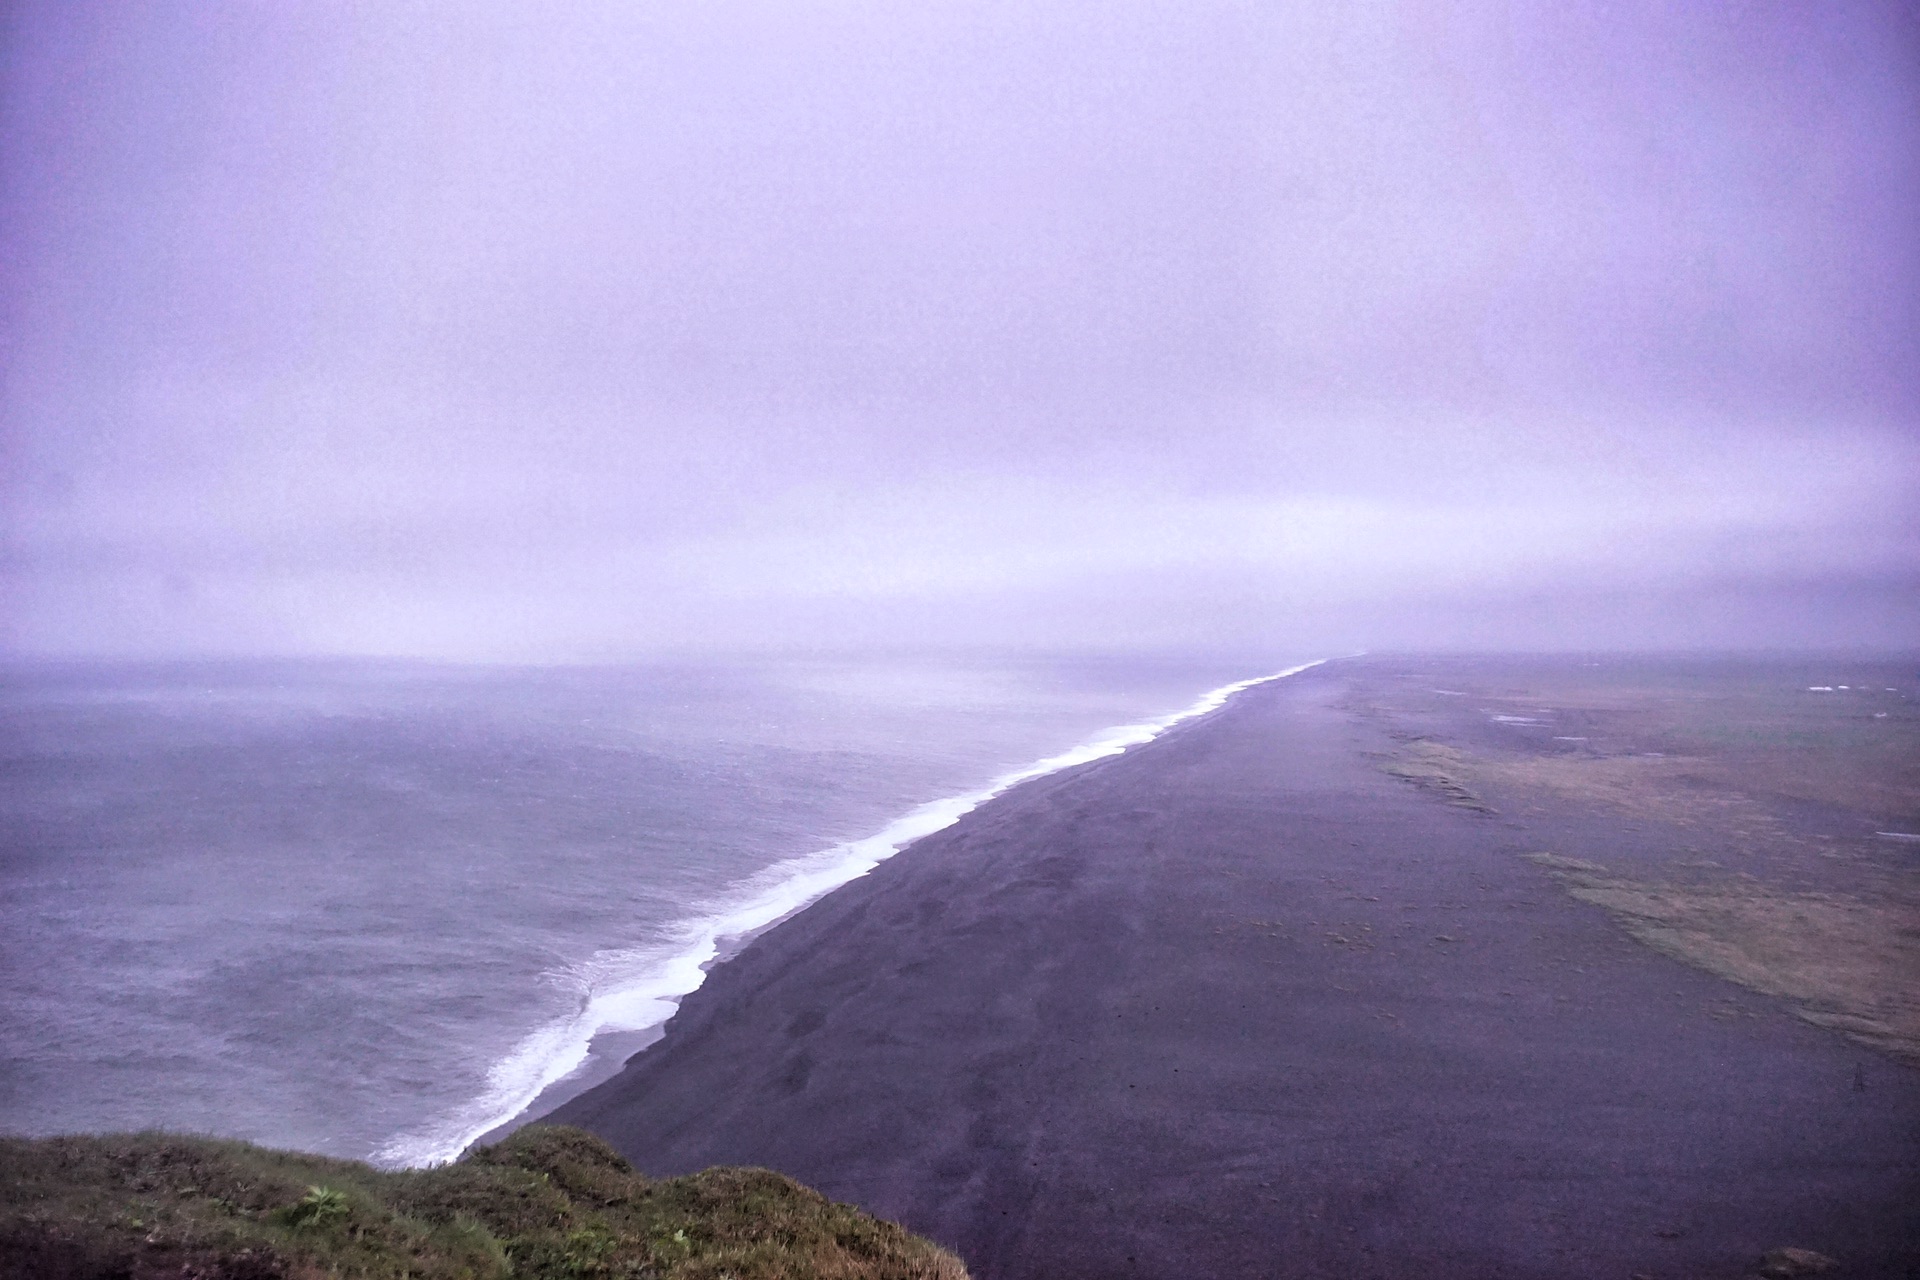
3 1 1915 659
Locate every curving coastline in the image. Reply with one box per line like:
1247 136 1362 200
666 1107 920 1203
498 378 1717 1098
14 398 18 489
384 661 1325 1167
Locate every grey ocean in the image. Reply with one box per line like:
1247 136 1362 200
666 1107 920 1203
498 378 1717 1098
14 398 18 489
1 654 1300 1165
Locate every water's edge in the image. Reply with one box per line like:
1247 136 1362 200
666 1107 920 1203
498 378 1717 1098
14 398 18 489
380 659 1326 1167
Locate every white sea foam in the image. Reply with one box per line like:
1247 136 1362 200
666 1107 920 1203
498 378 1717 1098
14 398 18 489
377 659 1325 1167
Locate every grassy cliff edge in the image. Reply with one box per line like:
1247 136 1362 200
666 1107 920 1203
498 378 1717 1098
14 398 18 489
0 1124 968 1280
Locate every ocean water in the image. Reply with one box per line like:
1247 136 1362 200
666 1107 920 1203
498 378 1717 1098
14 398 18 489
1 653 1311 1165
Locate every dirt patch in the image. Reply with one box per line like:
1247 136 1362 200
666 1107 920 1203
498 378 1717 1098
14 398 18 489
1525 853 1920 1064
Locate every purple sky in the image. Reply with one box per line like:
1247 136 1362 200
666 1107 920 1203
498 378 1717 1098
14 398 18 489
3 1 1915 658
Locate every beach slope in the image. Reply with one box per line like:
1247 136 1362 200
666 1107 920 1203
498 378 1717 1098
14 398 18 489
553 658 1919 1279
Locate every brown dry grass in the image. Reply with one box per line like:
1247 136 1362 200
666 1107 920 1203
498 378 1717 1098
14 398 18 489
1365 662 1920 1066
1454 750 1788 837
1378 741 1496 813
1526 853 1920 1064
1461 675 1918 825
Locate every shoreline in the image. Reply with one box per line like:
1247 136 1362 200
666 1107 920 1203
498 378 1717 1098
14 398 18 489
388 660 1326 1167
553 654 1919 1279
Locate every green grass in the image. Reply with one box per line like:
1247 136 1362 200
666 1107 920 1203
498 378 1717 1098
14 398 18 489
0 1124 969 1280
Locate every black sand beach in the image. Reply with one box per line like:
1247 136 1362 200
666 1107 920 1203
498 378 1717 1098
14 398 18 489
553 658 1920 1279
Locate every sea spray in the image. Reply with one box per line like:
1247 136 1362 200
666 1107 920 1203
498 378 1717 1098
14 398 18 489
378 660 1324 1167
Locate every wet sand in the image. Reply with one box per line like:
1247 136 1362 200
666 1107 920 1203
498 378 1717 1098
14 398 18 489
551 657 1920 1279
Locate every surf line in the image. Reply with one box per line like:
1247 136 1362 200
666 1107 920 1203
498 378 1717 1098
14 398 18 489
379 658 1326 1167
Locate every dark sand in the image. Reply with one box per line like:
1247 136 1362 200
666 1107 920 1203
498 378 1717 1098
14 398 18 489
552 658 1920 1279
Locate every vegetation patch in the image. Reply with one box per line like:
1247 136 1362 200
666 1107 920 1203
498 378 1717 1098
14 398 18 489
1366 668 1920 1066
1379 739 1496 813
0 1124 969 1280
1438 747 1817 848
1525 853 1920 1064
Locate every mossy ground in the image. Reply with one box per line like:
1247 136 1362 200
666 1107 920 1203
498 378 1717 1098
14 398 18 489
0 1124 969 1280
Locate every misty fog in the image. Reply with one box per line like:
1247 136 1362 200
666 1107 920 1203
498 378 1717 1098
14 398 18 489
3 1 1915 659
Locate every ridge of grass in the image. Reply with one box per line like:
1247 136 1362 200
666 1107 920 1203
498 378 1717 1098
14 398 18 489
1377 738 1497 813
0 1124 969 1280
